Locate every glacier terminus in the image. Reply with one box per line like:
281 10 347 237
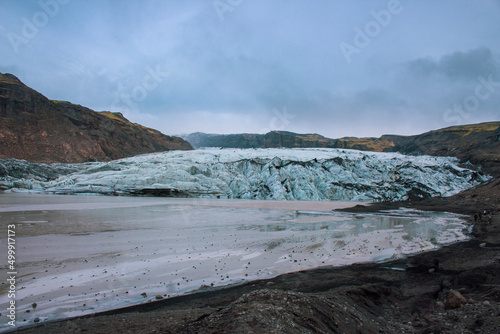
1 148 489 202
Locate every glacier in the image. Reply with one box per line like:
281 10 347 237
1 148 489 202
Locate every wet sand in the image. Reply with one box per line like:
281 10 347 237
0 195 359 213
0 192 496 328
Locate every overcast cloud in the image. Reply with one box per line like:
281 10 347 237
1 0 499 138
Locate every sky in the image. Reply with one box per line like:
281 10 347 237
1 0 499 138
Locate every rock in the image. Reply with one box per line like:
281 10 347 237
0 163 7 177
406 258 440 274
155 295 163 300
444 290 467 309
479 242 487 248
178 288 394 334
140 292 147 297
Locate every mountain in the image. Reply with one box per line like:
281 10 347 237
0 73 192 163
183 122 500 177
387 122 500 176
183 131 355 150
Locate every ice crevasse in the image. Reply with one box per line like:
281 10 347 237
31 148 490 202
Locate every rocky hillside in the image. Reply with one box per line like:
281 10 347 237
184 122 500 177
388 122 500 177
184 131 343 149
0 73 192 163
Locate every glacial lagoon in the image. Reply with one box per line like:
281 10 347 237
0 193 470 330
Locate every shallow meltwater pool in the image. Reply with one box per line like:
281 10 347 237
0 193 470 330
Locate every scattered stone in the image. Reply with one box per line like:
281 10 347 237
445 290 467 309
406 258 440 273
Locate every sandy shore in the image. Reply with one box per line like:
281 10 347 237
8 181 500 333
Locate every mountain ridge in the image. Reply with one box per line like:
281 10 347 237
0 73 192 163
182 122 500 176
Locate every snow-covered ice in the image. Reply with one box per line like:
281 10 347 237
2 148 488 201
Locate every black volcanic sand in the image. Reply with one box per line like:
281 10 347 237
11 182 500 334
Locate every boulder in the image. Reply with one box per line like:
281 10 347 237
444 290 467 309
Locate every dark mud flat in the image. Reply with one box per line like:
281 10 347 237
13 182 500 334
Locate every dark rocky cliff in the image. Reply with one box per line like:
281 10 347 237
0 73 192 163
